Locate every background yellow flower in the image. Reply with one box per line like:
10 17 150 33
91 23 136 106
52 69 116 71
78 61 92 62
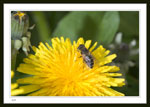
11 71 24 96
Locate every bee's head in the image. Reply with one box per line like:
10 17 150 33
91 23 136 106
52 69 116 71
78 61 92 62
78 44 85 51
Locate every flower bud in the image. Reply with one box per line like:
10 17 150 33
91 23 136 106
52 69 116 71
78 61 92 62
11 11 29 40
14 40 22 50
22 37 31 56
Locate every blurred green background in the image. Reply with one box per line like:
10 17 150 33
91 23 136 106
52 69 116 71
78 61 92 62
13 11 139 96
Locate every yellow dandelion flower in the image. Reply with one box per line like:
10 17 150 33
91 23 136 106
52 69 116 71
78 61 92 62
17 37 125 96
11 71 24 96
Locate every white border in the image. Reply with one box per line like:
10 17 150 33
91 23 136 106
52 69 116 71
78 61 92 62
4 4 147 104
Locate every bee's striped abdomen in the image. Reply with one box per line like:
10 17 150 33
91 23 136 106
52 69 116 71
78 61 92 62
84 55 94 68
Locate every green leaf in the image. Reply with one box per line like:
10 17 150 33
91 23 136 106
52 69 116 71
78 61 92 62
52 11 119 46
52 11 90 41
97 11 120 46
77 11 105 42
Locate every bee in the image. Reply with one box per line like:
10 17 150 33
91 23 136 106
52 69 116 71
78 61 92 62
78 44 94 68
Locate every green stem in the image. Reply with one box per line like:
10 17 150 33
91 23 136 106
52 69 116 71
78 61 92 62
11 40 18 71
